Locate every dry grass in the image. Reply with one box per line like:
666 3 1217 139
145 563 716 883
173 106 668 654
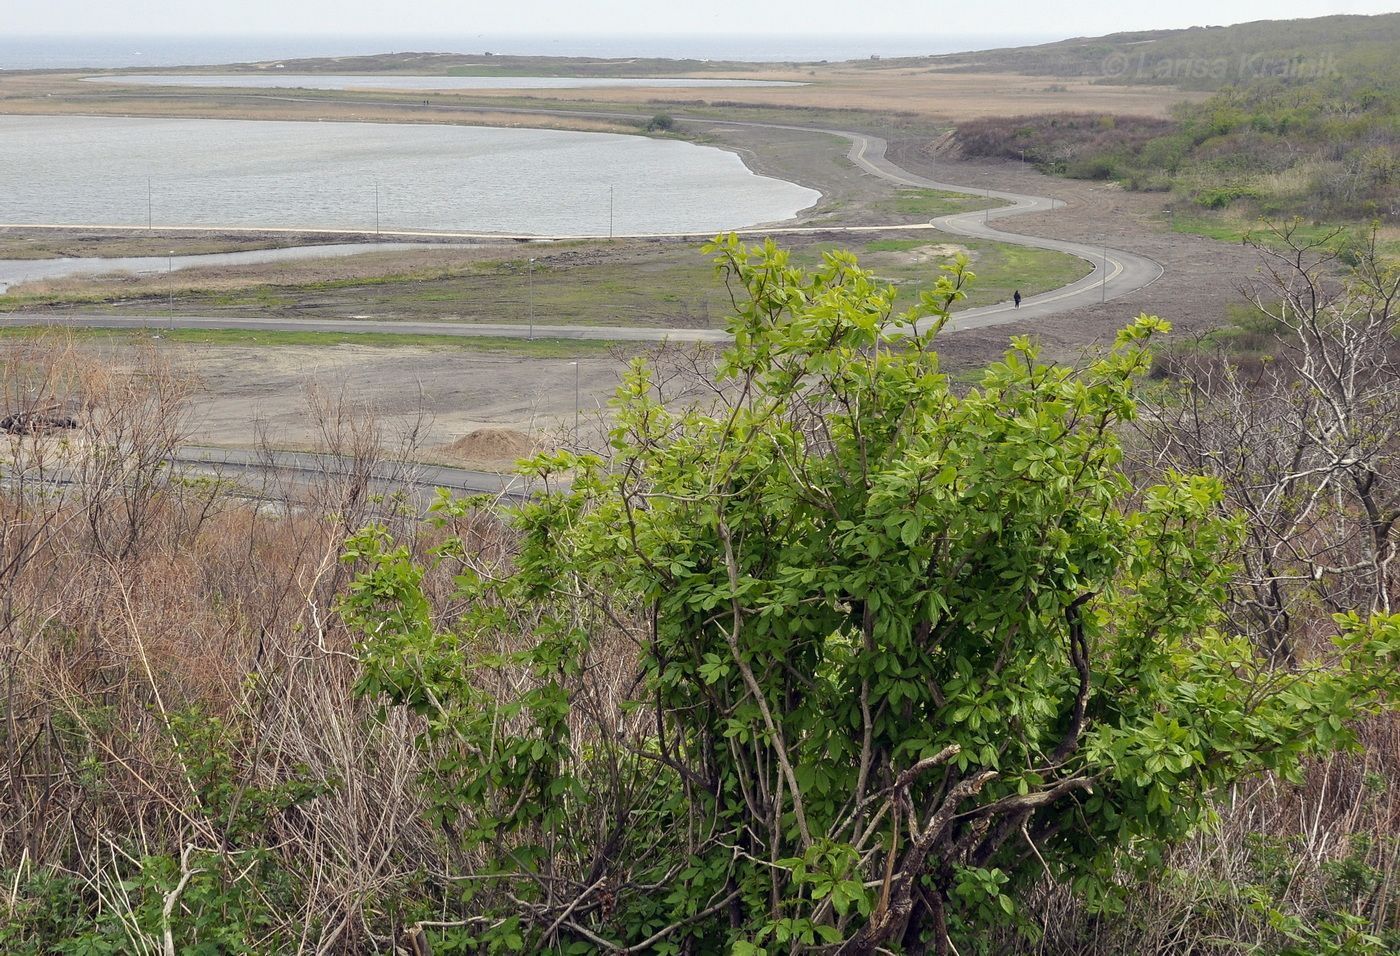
994 715 1400 953
0 332 498 951
1 67 1204 126
448 67 1198 120
0 230 319 260
498 67 1207 120
0 74 636 133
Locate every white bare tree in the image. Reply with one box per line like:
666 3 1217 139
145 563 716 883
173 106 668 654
1138 221 1398 662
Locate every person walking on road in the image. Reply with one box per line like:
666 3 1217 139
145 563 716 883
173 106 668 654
1013 290 1022 309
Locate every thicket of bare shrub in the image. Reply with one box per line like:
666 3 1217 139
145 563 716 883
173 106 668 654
1055 222 1400 953
0 334 507 951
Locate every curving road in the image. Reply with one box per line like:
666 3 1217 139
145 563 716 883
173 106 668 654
840 132 1164 331
170 444 538 500
1 102 1163 342
2 444 540 505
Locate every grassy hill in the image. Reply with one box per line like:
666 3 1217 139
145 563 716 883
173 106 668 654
946 14 1399 228
906 13 1400 92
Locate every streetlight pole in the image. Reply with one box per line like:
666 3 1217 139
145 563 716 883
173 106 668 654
609 185 614 239
147 177 152 230
528 257 536 340
374 182 380 236
570 360 580 437
1101 243 1108 304
168 250 175 329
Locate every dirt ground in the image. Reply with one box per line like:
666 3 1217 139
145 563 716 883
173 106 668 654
153 341 627 458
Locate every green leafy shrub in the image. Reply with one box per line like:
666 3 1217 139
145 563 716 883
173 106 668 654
344 238 1400 954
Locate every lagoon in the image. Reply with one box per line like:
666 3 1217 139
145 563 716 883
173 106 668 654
0 115 819 236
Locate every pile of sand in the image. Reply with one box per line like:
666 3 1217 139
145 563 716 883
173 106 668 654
441 427 534 463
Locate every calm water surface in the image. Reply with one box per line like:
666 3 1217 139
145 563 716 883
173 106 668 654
0 116 820 235
0 243 467 294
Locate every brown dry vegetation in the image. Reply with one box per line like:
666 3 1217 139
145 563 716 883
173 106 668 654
544 67 1206 120
0 230 329 261
0 73 637 133
0 67 1204 126
0 334 476 950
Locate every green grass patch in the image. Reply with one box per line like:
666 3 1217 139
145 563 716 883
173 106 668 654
861 239 928 253
1169 213 1400 260
792 236 1091 310
1189 303 1283 355
875 188 999 219
4 234 1091 328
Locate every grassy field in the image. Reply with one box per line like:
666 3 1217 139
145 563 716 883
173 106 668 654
1165 213 1400 259
3 235 1090 327
872 188 999 218
951 15 1398 231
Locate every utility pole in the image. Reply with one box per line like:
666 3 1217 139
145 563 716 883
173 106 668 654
168 250 175 329
609 185 614 239
147 177 152 230
570 360 580 437
374 182 380 236
1101 243 1108 303
528 257 536 340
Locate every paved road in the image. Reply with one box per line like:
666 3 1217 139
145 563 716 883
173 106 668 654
1 102 1163 341
2 444 540 505
0 311 733 342
171 445 539 500
840 132 1164 331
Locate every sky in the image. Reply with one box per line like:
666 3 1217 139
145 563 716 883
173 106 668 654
7 0 1398 38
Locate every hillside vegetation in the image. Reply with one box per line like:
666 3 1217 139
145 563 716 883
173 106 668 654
952 15 1399 227
913 13 1400 91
